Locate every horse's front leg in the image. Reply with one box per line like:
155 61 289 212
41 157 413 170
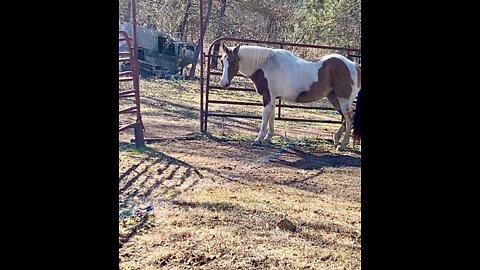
252 102 274 145
263 104 276 144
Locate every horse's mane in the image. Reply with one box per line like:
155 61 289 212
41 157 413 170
238 45 275 70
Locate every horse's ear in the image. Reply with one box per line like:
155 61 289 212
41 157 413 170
222 43 230 53
233 44 241 55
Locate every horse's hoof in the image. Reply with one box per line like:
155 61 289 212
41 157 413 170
251 140 262 146
336 145 347 151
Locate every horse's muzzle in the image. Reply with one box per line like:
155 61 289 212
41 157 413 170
220 81 230 88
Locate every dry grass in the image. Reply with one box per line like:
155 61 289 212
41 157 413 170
119 77 361 269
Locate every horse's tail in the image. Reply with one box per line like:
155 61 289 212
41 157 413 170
352 89 362 142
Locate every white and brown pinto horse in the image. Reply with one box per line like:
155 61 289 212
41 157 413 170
219 44 361 151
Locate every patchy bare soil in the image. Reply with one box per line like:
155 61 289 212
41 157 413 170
119 78 361 269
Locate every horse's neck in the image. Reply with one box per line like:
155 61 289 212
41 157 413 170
238 46 274 77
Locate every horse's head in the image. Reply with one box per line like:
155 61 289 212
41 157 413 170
219 43 241 88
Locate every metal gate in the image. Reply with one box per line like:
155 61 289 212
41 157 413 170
200 37 361 133
119 0 144 147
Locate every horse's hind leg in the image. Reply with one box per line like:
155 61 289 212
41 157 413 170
327 93 345 148
337 97 355 151
335 119 346 148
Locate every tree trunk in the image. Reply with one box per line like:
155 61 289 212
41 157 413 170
177 0 192 41
211 0 227 69
188 0 213 79
122 0 131 23
267 16 277 41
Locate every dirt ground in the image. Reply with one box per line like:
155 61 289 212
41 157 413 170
119 78 361 269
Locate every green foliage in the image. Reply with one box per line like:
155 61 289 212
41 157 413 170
294 0 360 48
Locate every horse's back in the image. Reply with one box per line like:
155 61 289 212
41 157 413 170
320 53 357 70
260 50 360 102
263 51 321 100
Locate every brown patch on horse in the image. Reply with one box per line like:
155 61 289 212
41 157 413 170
327 92 341 112
221 44 240 83
295 58 354 103
249 69 271 106
326 92 346 123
